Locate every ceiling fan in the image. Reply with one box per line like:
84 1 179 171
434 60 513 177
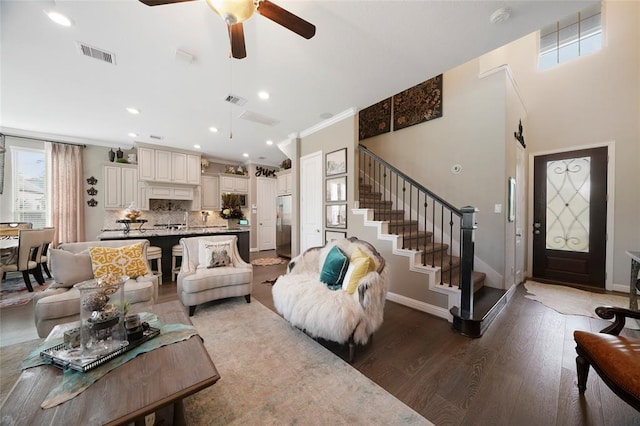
139 0 316 59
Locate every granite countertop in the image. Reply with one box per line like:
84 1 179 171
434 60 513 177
98 226 249 240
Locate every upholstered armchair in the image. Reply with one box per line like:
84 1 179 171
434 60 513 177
178 235 253 316
574 306 640 411
272 237 388 362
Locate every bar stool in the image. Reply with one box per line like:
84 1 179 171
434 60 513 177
147 245 163 285
171 244 183 282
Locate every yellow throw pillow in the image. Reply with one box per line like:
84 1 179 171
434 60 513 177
342 247 376 294
89 242 149 279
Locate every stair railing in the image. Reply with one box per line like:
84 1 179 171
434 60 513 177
358 145 475 291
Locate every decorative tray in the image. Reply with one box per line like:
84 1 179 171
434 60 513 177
40 326 160 373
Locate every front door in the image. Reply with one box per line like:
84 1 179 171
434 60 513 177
532 147 607 288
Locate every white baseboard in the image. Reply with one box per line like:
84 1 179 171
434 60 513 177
611 282 633 294
250 247 259 252
386 292 451 322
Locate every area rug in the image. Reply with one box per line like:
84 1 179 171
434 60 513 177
0 276 51 309
185 299 431 424
0 299 431 425
524 281 640 329
250 257 287 266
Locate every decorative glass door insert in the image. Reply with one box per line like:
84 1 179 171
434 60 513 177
545 156 590 252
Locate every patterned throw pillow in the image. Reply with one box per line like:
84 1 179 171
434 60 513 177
198 240 234 269
89 242 149 279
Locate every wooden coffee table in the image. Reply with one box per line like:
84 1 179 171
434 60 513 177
0 300 219 425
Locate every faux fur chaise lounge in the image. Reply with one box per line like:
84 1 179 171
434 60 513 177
272 237 387 362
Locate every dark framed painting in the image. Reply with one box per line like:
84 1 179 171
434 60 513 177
358 97 391 140
393 74 443 131
326 176 347 202
325 230 347 243
326 148 347 176
326 204 347 229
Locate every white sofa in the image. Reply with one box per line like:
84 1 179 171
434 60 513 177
33 239 158 338
272 237 388 362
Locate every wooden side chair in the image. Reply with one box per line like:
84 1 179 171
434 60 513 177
574 306 640 411
38 227 56 279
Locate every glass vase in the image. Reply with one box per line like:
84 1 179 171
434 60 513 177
77 275 128 356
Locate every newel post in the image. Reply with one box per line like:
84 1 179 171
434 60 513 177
460 206 478 318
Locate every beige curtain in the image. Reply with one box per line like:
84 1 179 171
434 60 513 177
51 143 85 245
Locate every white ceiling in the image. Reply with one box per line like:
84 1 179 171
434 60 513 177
0 0 593 166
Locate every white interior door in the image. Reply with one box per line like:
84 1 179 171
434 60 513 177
257 178 277 251
300 151 323 252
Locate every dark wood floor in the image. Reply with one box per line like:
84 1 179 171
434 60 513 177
160 251 640 425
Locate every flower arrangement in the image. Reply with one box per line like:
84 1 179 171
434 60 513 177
220 194 245 219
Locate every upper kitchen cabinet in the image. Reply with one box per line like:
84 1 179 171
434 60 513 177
220 174 249 193
276 170 292 195
201 175 220 210
138 147 155 181
137 145 200 185
104 163 138 210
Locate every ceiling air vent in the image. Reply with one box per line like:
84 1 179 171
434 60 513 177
224 94 247 106
149 135 164 141
238 110 279 126
77 42 116 65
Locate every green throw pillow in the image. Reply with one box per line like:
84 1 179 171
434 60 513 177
319 245 349 289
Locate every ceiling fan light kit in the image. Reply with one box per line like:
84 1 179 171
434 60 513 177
205 0 255 25
139 0 315 59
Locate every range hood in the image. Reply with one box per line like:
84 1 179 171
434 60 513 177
146 184 194 201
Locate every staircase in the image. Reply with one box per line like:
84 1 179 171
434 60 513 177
357 145 508 337
359 182 486 291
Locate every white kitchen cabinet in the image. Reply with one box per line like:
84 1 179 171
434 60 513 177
137 146 201 185
191 185 202 211
138 147 155 181
104 164 138 210
220 174 249 193
201 175 220 210
171 152 187 183
154 150 172 182
187 155 201 185
147 186 193 200
277 170 292 195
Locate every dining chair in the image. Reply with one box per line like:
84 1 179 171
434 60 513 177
2 229 45 292
38 227 56 279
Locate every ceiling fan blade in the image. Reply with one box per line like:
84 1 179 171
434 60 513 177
138 0 197 6
228 23 247 59
257 0 316 39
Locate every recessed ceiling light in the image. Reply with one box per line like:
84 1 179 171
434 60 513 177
243 153 249 158
209 127 219 133
266 140 273 145
128 132 138 138
44 10 73 27
258 91 270 100
320 112 333 120
194 144 201 149
126 107 140 115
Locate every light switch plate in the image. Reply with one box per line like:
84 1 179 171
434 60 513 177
494 204 502 213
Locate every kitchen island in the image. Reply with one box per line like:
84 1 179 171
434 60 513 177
98 226 250 282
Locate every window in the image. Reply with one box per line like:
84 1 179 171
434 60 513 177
11 147 48 228
539 4 602 70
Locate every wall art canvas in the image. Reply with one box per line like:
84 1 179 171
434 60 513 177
326 204 347 229
326 148 347 176
325 230 347 243
393 74 443 131
326 176 347 202
358 98 391 140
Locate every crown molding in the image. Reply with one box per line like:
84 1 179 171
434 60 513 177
299 107 357 138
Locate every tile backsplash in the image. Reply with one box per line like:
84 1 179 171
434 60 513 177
102 200 227 230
